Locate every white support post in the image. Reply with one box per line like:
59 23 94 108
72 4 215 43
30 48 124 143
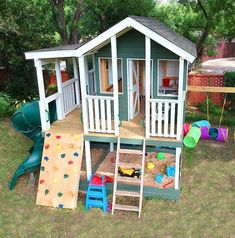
145 36 151 138
110 142 114 152
176 57 184 140
84 56 90 94
72 57 81 107
111 35 119 136
175 147 181 189
34 59 50 132
55 59 65 120
85 140 92 180
78 56 89 133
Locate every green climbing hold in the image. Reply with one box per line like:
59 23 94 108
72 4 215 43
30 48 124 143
58 192 63 197
41 166 45 171
64 174 69 179
157 152 165 161
60 153 66 158
45 189 49 195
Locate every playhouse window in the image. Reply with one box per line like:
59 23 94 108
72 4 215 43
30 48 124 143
99 58 123 93
158 60 179 96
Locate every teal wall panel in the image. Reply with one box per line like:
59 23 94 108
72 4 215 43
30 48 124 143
94 29 188 121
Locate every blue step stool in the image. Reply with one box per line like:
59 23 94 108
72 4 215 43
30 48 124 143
85 175 108 212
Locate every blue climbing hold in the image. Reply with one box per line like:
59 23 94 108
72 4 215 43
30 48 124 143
73 152 79 157
58 204 64 208
46 133 51 137
44 156 49 161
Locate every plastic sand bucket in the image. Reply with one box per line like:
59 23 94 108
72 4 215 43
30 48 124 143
166 165 175 177
216 128 228 142
183 123 191 136
183 127 201 148
155 174 164 183
192 120 210 128
200 126 210 139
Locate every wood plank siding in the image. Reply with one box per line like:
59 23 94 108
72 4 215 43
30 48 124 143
94 29 188 121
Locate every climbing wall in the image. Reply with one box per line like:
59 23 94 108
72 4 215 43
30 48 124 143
36 132 84 209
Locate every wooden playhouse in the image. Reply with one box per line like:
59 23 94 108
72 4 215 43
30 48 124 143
25 16 197 214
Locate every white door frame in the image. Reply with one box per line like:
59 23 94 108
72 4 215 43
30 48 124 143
127 58 153 120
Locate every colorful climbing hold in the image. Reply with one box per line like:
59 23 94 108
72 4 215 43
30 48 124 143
44 156 49 161
56 135 61 139
56 144 61 150
72 168 77 173
45 189 49 195
45 144 50 149
69 144 74 149
68 160 73 165
46 133 51 137
40 166 45 171
58 192 63 197
73 152 79 157
53 178 58 184
58 204 64 208
64 174 69 179
40 179 45 184
60 153 66 158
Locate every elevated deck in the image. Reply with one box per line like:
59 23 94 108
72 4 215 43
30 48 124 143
49 108 183 147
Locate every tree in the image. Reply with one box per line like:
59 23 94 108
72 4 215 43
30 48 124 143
0 0 57 98
154 0 235 59
48 0 155 45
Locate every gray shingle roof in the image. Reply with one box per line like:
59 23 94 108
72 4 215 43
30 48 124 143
29 43 83 53
130 15 197 57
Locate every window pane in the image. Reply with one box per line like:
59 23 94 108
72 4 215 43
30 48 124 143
100 58 123 93
158 60 179 96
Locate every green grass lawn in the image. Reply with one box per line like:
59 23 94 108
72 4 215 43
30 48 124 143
0 118 235 238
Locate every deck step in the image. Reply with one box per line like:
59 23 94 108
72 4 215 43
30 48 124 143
115 190 140 197
119 149 142 155
117 176 141 184
86 191 104 198
118 162 142 169
114 204 139 212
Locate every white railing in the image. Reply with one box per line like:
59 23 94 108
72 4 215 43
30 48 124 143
149 99 179 138
62 78 78 115
86 95 115 133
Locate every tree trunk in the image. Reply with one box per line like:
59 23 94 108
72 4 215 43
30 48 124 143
196 0 210 58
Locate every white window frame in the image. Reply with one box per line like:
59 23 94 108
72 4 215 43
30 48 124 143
157 59 179 98
98 57 123 95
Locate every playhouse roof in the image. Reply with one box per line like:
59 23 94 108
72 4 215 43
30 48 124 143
130 16 197 58
25 16 197 63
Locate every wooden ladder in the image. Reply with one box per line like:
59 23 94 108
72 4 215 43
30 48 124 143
112 137 146 218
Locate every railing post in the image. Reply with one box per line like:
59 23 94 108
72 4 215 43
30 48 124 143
175 147 181 189
111 35 119 136
72 57 81 107
34 59 50 132
55 59 65 120
176 57 184 140
145 36 151 138
78 56 89 134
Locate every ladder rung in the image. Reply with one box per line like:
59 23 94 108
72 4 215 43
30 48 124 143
114 204 139 212
117 176 141 184
115 190 140 197
118 162 142 169
87 191 104 198
119 149 142 155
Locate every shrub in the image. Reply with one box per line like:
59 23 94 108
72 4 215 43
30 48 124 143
224 71 235 111
0 92 14 117
198 98 223 116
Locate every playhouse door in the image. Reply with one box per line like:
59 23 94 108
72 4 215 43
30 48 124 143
128 60 140 120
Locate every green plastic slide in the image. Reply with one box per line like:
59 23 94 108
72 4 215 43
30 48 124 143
9 100 57 190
